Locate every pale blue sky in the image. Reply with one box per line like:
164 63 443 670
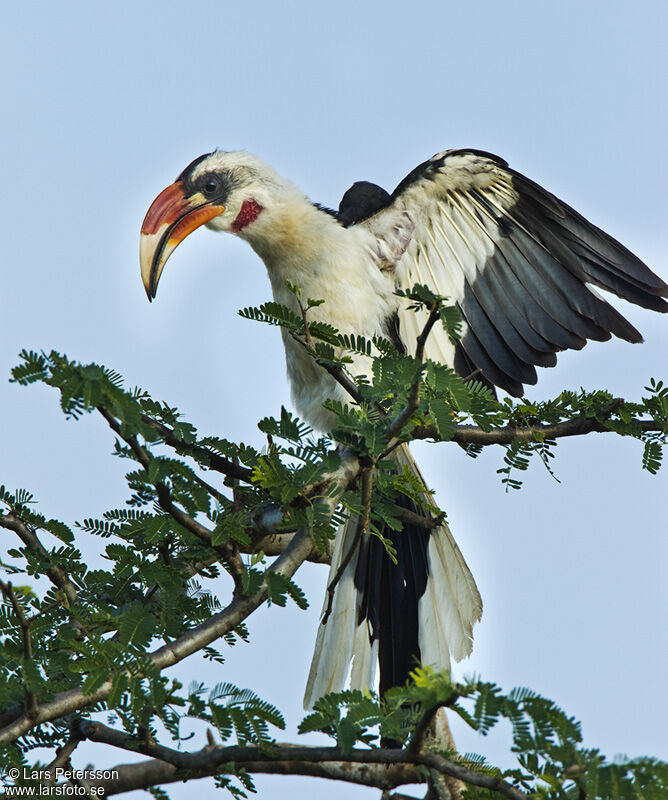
2 1 667 797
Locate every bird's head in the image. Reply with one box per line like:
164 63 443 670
139 150 292 300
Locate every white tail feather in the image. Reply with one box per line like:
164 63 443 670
350 620 377 691
303 515 362 709
419 529 482 669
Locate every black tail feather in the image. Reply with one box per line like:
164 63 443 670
354 493 430 696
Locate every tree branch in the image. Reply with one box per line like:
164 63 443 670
154 483 245 594
75 750 417 796
0 580 37 718
431 415 665 447
414 305 443 366
419 751 526 800
77 721 527 800
381 793 422 800
387 304 441 441
181 532 334 577
0 513 79 607
44 738 80 784
107 402 348 577
252 531 333 563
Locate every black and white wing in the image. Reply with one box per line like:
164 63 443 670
348 149 668 395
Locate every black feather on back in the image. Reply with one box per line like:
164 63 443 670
338 181 393 226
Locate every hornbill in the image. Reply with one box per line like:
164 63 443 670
140 148 667 709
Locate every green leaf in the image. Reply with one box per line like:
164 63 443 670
44 519 74 544
429 398 456 440
118 605 157 647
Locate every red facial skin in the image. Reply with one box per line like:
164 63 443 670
231 199 264 232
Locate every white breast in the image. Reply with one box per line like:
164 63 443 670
248 205 398 430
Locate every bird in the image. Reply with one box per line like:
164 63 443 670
139 147 667 711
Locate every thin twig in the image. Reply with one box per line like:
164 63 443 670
154 481 245 594
225 458 246 596
295 290 314 348
414 304 442 365
289 330 365 405
191 473 227 505
153 482 244 591
392 505 444 531
288 292 386 416
140 414 254 483
461 367 483 384
97 406 150 468
321 466 374 625
231 457 242 513
291 293 389 419
0 512 88 642
408 697 459 757
387 304 441 441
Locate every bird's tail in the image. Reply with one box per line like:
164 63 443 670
303 443 482 709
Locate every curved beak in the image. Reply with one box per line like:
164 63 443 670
139 181 225 301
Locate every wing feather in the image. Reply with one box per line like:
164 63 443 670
356 149 667 394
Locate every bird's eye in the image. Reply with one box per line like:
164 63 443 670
202 176 219 196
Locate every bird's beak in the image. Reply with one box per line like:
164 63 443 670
139 180 225 300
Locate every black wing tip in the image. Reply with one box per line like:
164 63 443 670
645 295 668 312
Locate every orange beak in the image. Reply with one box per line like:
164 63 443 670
139 180 225 300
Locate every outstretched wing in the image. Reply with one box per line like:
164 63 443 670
350 149 667 395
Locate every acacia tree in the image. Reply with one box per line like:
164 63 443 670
1 288 667 800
